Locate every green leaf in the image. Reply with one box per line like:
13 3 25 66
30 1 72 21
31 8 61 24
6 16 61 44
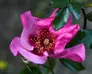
50 0 69 8
72 17 81 25
68 3 82 20
20 66 42 74
87 11 92 21
60 58 85 72
50 0 84 20
66 29 92 49
53 8 70 30
43 58 56 74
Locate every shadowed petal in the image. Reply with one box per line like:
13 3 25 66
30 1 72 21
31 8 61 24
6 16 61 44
66 14 72 24
10 37 21 56
19 47 47 64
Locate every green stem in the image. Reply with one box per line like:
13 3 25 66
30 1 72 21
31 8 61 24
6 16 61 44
48 58 55 74
20 56 32 72
81 8 87 29
26 64 32 72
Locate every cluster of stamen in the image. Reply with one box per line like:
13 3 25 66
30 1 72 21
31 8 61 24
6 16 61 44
28 28 56 55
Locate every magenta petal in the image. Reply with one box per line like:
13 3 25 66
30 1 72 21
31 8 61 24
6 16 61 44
66 14 72 24
50 8 59 19
54 24 80 54
63 44 85 62
10 37 47 64
21 29 34 51
20 11 38 34
20 11 38 51
54 33 72 54
56 24 80 35
50 24 80 36
37 18 52 27
20 11 31 28
18 47 47 64
20 11 37 28
10 37 20 56
51 44 85 62
37 8 58 27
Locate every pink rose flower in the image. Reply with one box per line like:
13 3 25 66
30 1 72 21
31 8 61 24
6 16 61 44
10 9 85 64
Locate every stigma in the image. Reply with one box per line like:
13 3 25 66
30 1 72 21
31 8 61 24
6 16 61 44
44 38 50 45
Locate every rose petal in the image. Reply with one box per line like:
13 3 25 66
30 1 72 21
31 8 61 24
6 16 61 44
37 8 58 27
54 33 72 54
51 44 85 62
50 8 59 20
20 11 38 51
37 18 52 27
54 24 80 54
18 47 47 64
20 11 38 28
64 44 85 62
21 29 34 51
10 37 47 64
10 37 21 56
66 14 72 24
55 24 80 35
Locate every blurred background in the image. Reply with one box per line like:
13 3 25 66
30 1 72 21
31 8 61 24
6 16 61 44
0 0 92 74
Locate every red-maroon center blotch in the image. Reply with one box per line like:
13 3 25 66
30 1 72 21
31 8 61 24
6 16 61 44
28 28 56 55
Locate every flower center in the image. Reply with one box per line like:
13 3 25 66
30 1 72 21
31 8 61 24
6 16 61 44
44 38 49 45
28 28 56 55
